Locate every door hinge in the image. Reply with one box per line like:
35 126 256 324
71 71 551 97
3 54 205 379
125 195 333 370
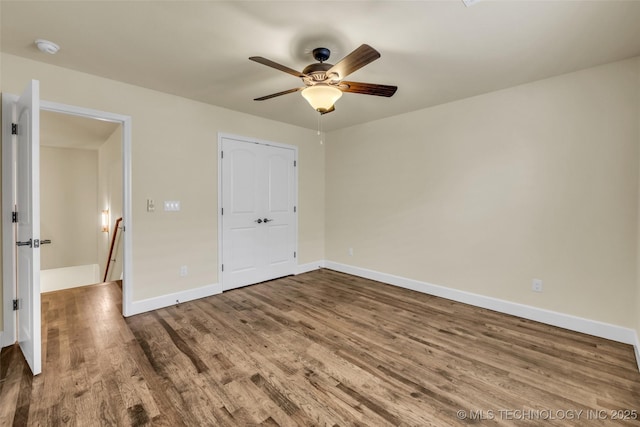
293 206 297 213
12 211 18 223
11 123 17 135
221 151 224 159
13 299 19 311
294 160 297 167
221 264 224 272
221 207 224 216
294 251 297 258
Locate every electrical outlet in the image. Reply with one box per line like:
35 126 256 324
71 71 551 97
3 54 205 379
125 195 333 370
180 265 188 277
532 279 543 293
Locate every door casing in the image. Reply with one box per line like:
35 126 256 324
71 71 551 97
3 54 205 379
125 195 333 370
2 95 133 348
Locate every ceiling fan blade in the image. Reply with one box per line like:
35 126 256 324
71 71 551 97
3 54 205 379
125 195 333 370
320 105 335 115
340 81 398 97
249 56 305 78
327 44 381 79
254 88 303 101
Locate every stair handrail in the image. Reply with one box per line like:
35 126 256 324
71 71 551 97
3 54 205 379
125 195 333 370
103 217 123 282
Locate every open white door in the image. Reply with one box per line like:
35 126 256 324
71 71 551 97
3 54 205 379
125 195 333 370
15 80 42 375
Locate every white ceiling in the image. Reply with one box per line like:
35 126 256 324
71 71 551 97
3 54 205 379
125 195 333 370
2 1 640 132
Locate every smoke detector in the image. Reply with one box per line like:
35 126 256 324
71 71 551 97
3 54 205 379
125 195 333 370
35 39 60 55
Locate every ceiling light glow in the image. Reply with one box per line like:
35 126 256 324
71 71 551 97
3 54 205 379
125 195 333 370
301 85 342 113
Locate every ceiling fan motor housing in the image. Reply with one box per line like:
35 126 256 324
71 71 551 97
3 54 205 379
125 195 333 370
302 62 336 84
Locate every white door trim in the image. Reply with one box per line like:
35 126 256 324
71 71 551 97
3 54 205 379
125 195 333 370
2 93 19 347
39 101 134 317
2 98 134 347
217 132 298 291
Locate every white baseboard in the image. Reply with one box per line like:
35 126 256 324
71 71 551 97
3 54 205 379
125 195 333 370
128 282 222 316
295 260 326 275
126 260 328 317
0 330 15 349
1 330 16 348
0 330 11 350
41 264 100 293
1 327 14 348
324 261 639 351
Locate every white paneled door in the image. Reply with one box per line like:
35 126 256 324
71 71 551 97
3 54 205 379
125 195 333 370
220 136 297 291
16 80 42 375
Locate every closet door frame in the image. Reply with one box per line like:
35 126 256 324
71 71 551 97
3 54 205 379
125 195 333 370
217 133 298 291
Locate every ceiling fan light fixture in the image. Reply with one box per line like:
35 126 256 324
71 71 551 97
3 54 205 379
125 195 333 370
301 85 342 113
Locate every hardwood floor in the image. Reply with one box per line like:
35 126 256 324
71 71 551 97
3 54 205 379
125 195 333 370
1 269 639 426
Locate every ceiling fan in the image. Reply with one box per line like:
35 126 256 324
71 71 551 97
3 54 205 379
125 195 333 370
250 44 397 114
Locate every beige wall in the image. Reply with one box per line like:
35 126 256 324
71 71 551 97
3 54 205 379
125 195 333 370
97 127 123 280
326 58 640 329
40 146 99 270
0 53 325 310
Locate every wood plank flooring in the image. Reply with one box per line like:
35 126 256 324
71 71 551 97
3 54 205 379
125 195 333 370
1 269 639 426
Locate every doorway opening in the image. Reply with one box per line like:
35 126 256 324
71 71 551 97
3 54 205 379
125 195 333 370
37 100 133 318
39 110 123 292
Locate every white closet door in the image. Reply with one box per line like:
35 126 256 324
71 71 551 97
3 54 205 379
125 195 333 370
221 137 296 291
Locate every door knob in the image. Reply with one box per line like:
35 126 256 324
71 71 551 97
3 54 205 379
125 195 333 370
254 218 263 224
16 238 32 247
263 218 273 223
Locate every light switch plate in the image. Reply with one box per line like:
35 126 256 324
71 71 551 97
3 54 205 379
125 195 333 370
164 200 180 211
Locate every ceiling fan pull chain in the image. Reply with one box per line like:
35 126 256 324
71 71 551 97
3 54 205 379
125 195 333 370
318 113 324 145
